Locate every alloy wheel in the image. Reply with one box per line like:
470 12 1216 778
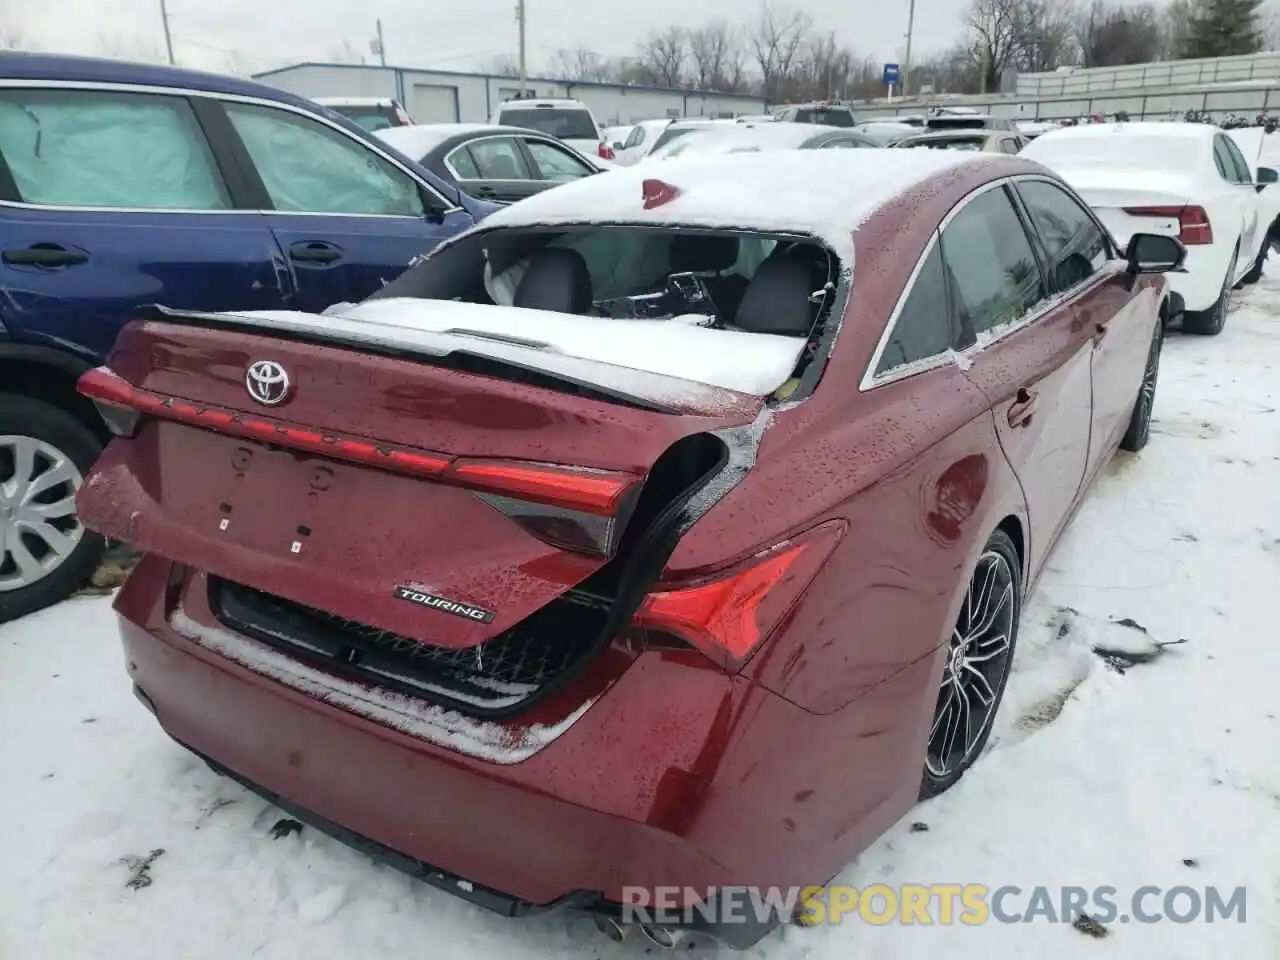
925 550 1016 779
0 435 87 592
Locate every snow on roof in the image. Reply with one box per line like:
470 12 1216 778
374 123 495 158
313 96 398 107
656 122 847 155
478 149 987 260
1034 121 1218 143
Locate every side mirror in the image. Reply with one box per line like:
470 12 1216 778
1125 232 1186 274
1257 166 1278 192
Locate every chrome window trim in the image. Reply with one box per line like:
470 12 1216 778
859 173 1119 393
0 78 462 216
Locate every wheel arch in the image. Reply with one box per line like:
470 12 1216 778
994 514 1026 583
0 344 109 445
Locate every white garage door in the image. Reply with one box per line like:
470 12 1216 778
411 84 457 123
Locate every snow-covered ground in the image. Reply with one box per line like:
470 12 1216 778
3 272 1279 960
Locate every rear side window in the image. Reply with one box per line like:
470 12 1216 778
875 242 953 376
1220 135 1253 182
465 137 532 179
1016 180 1110 292
625 125 645 148
941 187 1047 343
0 88 229 210
223 101 424 216
498 107 597 140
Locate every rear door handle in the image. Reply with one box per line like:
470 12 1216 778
2 244 89 267
1007 388 1038 428
288 242 343 264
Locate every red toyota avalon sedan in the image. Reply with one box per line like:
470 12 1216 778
75 151 1182 948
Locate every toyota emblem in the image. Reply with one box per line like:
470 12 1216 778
245 360 291 406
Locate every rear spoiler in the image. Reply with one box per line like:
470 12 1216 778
126 304 759 418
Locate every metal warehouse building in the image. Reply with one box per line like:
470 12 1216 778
251 62 766 126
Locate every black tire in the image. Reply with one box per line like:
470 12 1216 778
919 529 1022 800
1119 314 1164 453
0 394 106 624
1240 243 1266 285
1182 246 1237 335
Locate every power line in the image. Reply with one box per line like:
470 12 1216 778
158 0 175 64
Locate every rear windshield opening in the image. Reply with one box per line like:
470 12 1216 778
650 126 700 152
499 108 598 141
373 224 843 397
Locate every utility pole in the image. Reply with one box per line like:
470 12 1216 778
159 0 176 65
516 0 527 95
902 0 916 98
375 18 387 66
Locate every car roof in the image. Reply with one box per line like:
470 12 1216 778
498 98 590 110
0 51 320 111
1034 121 1218 143
313 96 398 107
477 150 1001 261
656 122 867 154
898 130 999 144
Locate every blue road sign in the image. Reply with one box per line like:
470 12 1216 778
883 63 900 85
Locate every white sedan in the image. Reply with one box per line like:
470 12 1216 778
1022 122 1277 335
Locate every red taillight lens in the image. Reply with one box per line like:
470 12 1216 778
598 142 614 160
633 520 847 672
75 367 641 536
1123 204 1213 245
395 106 412 125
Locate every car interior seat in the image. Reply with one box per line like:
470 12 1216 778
733 244 827 336
512 247 594 314
669 234 749 317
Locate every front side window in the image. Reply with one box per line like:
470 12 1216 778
941 186 1047 344
0 88 229 210
223 101 424 216
875 242 953 376
525 140 595 180
1016 179 1110 292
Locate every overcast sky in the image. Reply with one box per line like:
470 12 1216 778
10 0 982 79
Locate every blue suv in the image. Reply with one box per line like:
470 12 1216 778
0 53 496 621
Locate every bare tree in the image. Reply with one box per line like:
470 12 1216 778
750 2 812 101
965 0 1025 92
1158 0 1198 57
1076 1 1162 67
633 26 688 88
688 21 746 91
790 32 857 100
326 39 366 65
1016 0 1080 70
487 54 521 78
547 45 617 82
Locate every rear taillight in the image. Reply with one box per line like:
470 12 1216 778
76 366 641 529
395 105 412 125
632 520 847 672
1123 204 1213 245
598 142 614 160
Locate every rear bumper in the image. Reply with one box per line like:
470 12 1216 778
1171 243 1236 313
114 556 920 948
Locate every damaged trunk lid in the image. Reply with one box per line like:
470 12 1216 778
77 308 763 710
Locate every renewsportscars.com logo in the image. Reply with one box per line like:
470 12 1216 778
619 884 1249 927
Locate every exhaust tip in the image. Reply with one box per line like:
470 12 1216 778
592 916 628 942
639 923 684 949
132 684 158 716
